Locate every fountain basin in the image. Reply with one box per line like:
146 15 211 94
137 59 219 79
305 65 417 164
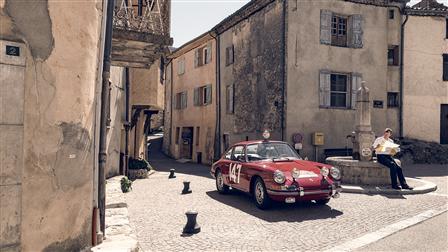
326 156 390 185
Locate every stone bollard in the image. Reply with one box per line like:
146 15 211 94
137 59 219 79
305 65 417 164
182 181 192 194
183 211 201 234
168 169 176 179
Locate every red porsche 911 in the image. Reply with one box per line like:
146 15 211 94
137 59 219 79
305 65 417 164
211 136 342 209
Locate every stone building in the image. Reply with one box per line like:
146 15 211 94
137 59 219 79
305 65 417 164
0 0 170 250
165 0 447 163
165 33 217 164
285 0 407 160
403 0 448 144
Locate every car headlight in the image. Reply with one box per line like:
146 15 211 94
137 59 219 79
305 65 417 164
291 168 300 179
273 170 286 184
320 167 329 177
330 167 341 180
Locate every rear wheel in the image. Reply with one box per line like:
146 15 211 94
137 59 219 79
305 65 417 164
253 177 271 209
316 198 331 205
216 170 229 194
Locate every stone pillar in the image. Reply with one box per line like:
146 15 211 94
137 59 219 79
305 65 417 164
353 82 375 161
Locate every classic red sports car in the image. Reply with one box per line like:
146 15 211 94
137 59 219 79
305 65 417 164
211 138 342 209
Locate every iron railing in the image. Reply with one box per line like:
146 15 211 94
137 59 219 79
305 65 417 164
113 0 170 36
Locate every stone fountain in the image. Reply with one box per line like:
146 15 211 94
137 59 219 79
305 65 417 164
326 82 390 185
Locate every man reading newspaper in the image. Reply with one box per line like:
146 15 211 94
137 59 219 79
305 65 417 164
372 128 413 190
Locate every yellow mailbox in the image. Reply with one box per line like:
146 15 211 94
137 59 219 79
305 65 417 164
312 132 324 146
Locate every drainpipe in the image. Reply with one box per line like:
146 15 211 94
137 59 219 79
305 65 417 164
281 0 287 141
124 67 130 176
99 0 114 235
211 32 221 161
399 11 409 139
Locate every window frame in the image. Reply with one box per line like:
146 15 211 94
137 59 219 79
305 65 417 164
331 14 348 47
387 92 400 108
330 73 349 108
226 84 234 114
389 9 395 20
388 45 399 66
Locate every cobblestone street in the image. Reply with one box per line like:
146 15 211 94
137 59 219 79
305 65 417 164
125 141 448 252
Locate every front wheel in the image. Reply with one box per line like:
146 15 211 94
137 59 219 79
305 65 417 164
253 177 271 209
216 170 229 194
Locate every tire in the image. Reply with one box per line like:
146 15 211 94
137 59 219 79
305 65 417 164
215 169 229 194
252 177 271 209
316 198 331 205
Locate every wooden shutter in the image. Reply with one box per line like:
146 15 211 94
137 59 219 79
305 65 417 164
194 87 199 106
349 14 363 48
181 91 187 109
443 54 448 81
206 42 212 64
319 70 331 107
320 10 332 45
351 73 362 109
205 84 212 104
194 49 198 68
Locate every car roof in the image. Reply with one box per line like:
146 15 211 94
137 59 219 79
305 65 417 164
232 140 286 146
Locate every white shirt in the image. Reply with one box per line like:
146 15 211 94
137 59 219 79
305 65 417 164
372 136 395 155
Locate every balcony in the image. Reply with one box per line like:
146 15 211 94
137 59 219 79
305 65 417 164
112 0 172 68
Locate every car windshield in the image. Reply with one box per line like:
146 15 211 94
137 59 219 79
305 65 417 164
246 142 301 162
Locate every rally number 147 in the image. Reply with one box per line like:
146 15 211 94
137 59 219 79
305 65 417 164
229 163 242 184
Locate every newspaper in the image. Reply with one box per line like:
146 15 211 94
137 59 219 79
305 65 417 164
377 141 401 156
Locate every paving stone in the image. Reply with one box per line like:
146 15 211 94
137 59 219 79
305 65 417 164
126 156 448 252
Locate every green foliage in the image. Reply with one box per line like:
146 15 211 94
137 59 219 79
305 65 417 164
120 176 132 193
128 157 152 171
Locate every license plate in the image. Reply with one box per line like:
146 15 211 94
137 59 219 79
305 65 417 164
285 197 296 203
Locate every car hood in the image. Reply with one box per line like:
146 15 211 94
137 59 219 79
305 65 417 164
266 159 327 174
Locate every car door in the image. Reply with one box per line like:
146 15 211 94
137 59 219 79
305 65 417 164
219 148 233 186
228 145 246 190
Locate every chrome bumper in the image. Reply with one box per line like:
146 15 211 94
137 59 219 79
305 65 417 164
267 185 341 198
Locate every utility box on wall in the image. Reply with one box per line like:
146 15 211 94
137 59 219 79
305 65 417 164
0 40 26 251
312 132 324 146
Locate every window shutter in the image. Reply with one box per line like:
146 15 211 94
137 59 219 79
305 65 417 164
349 14 363 48
205 84 212 104
194 87 199 106
182 92 187 109
443 54 448 81
194 49 198 68
174 94 178 110
320 10 332 45
225 47 230 65
227 84 234 113
319 70 331 107
206 42 212 64
351 74 362 109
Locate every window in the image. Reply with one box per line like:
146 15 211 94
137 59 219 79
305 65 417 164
389 9 394 19
226 84 234 114
194 42 212 68
196 127 200 146
175 91 187 109
321 10 363 48
330 74 348 107
177 58 185 75
446 18 448 39
224 147 232 160
388 45 399 66
194 84 212 106
444 54 448 81
387 92 399 108
331 15 347 47
232 146 245 161
175 127 180 144
225 45 234 66
319 71 362 109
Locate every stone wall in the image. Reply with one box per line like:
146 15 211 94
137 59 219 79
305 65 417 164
0 0 105 250
219 0 285 150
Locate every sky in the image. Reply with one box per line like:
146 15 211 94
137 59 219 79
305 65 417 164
171 0 448 48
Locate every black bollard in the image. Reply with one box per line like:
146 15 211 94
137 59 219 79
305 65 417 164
168 169 176 179
181 181 192 194
183 211 201 234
